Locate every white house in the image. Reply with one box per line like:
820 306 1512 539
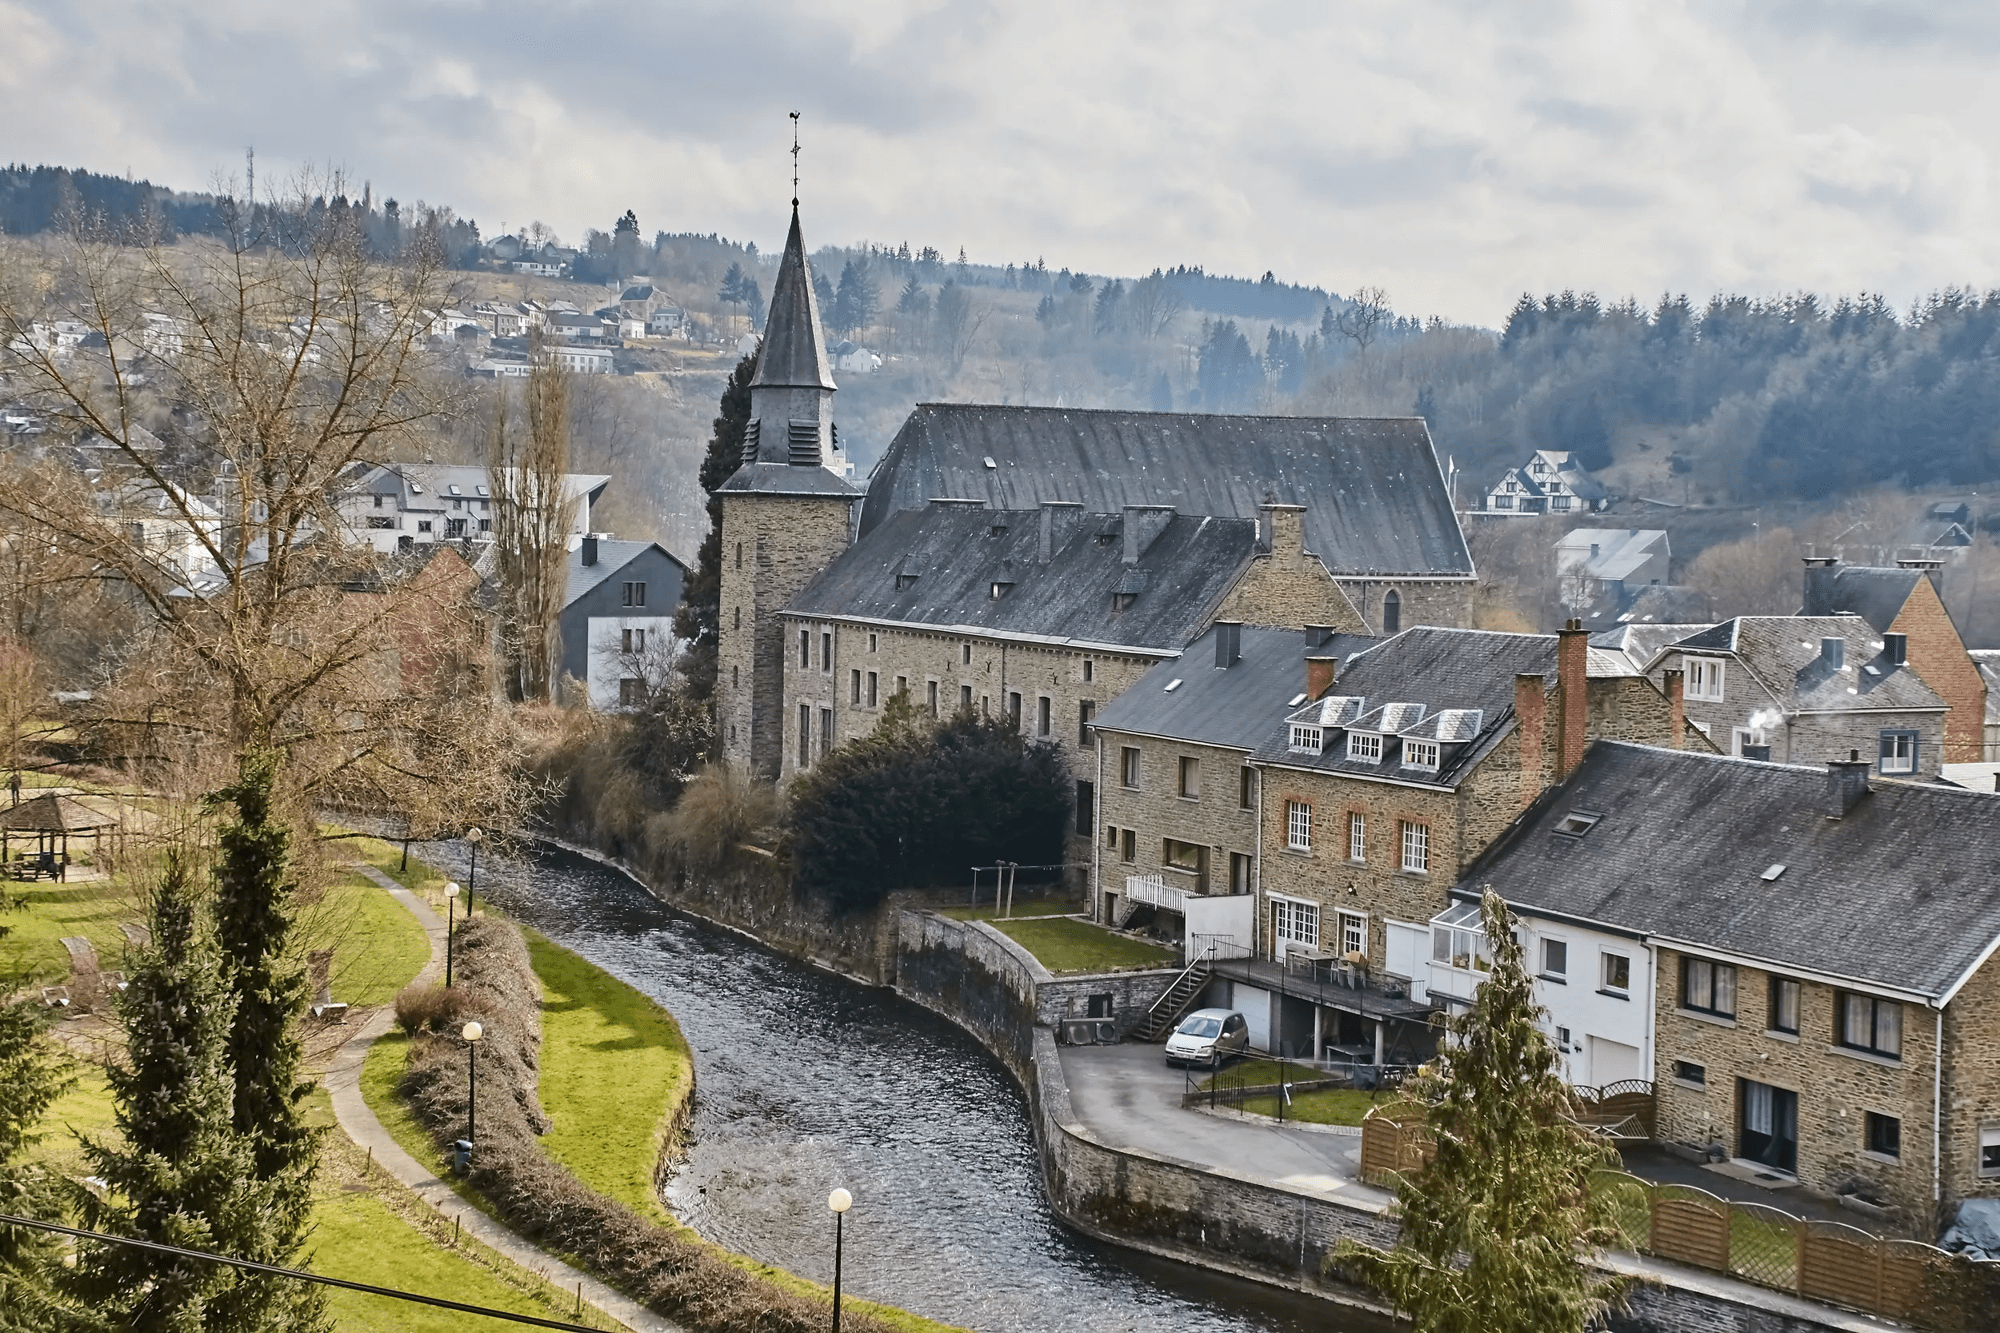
645 305 687 338
1427 893 1655 1087
550 345 614 375
1481 450 1611 516
335 462 610 554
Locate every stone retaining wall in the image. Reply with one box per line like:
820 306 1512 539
894 907 1881 1333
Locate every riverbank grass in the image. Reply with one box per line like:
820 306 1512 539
990 916 1177 973
936 897 1079 922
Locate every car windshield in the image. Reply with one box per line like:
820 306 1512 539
1178 1016 1222 1038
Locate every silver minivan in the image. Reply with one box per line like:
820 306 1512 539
1163 1008 1249 1068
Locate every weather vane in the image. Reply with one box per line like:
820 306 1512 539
790 111 801 207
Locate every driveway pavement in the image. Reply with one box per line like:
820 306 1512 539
1057 1041 1388 1207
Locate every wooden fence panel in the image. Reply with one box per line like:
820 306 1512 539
1798 1226 1882 1313
1875 1242 1934 1323
1649 1195 1730 1271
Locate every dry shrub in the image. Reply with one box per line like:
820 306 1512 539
660 764 780 875
399 914 893 1333
392 982 483 1037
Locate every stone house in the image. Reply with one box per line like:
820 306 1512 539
1244 622 1698 992
1643 615 1948 773
716 202 1475 792
1461 740 2000 1230
1089 623 1377 933
1801 556 1988 764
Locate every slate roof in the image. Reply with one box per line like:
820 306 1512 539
1971 651 2000 725
348 463 611 515
1250 627 1561 786
857 405 1472 579
1614 585 1714 627
1557 528 1666 583
1588 622 1716 673
715 461 860 497
750 207 837 392
1459 741 2000 1001
562 539 688 609
783 506 1258 651
1661 616 1945 713
1800 564 1924 631
1091 626 1380 749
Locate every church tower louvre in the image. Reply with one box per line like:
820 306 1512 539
716 204 859 781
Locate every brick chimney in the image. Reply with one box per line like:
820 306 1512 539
1556 618 1589 780
1663 668 1684 750
1306 654 1338 701
1515 673 1546 810
1802 556 1838 615
1826 750 1871 819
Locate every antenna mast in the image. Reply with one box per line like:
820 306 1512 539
789 111 801 207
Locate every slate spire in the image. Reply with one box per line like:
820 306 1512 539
751 206 837 394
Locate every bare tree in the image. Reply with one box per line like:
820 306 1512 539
591 619 683 707
1336 285 1393 354
487 342 577 703
1126 272 1186 341
0 173 527 832
934 282 989 376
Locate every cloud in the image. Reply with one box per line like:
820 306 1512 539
3 0 1999 324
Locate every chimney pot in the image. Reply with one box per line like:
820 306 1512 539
1884 632 1907 667
1826 753 1871 819
1213 620 1242 669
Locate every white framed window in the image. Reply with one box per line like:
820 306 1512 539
1879 730 1917 775
1273 897 1319 951
1288 723 1323 754
1399 820 1428 873
1347 732 1383 762
1601 950 1631 993
1980 1124 2000 1179
1402 739 1440 772
1286 800 1312 852
1685 656 1725 701
1347 811 1366 862
1338 912 1366 957
1541 938 1567 980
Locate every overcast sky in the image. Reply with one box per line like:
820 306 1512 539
7 0 2000 325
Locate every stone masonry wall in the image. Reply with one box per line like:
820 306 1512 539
1096 734 1260 911
1892 574 1988 764
1210 507 1365 632
1335 577 1475 633
1651 947 1941 1228
718 492 856 780
1942 950 2000 1216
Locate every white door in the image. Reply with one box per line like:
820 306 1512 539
1588 1036 1642 1087
1385 922 1428 1002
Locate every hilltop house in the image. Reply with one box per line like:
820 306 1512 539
1455 740 2000 1229
1556 528 1670 623
714 200 1478 835
1643 615 1947 771
559 536 690 709
337 462 609 554
1480 449 1610 516
1801 557 1987 763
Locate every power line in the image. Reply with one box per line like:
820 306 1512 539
0 1213 613 1332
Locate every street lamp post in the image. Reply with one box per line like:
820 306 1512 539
463 1021 484 1148
464 827 484 915
444 883 460 988
827 1187 852 1332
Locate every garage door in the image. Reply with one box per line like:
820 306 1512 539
1588 1036 1642 1086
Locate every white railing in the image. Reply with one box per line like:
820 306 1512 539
1124 873 1188 915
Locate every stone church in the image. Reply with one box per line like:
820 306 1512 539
715 205 1476 850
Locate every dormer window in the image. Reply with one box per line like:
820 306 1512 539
1288 724 1323 754
1685 656 1725 701
1402 739 1440 772
1347 732 1383 762
990 581 1014 600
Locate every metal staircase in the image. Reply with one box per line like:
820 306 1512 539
1137 939 1246 1043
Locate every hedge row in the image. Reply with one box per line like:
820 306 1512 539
397 916 899 1333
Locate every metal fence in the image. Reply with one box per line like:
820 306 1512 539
1358 1102 1973 1326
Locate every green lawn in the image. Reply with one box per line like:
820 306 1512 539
1226 1087 1382 1127
1197 1057 1326 1089
936 897 1080 922
305 868 434 1008
988 916 1177 974
1 871 144 983
332 829 448 895
527 929 692 1222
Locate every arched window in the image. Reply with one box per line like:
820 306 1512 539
1382 589 1401 634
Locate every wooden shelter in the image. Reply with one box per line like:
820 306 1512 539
0 794 118 881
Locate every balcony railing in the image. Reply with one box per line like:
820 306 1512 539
1124 873 1188 915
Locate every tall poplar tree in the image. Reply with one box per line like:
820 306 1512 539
1336 890 1623 1333
76 848 262 1332
672 352 756 705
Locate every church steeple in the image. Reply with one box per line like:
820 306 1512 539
745 205 841 469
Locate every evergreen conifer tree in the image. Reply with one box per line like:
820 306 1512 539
832 258 878 337
672 354 757 704
1336 890 1622 1333
206 758 327 1333
75 847 264 1332
0 995 97 1332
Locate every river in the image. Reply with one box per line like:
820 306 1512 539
414 838 1391 1333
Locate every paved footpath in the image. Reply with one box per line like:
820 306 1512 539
326 863 680 1333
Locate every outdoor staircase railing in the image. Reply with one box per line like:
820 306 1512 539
1138 938 1251 1042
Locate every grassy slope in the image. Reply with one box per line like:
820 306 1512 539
1 874 141 983
990 916 1177 973
934 898 1078 922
